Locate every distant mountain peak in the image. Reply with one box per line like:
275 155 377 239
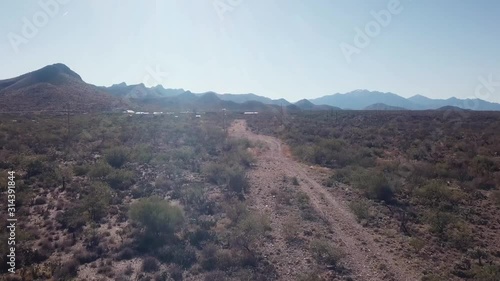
364 103 407 110
295 99 314 106
33 63 82 82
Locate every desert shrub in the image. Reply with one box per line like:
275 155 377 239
171 146 196 167
227 169 249 196
73 164 90 176
224 200 248 224
187 228 215 248
142 256 160 272
83 182 112 222
105 147 129 168
34 196 47 205
106 169 135 190
203 163 228 185
53 258 79 280
170 264 184 281
75 250 99 264
116 247 135 260
421 274 444 281
415 181 462 209
226 147 254 168
155 244 197 269
468 248 489 265
231 213 271 251
282 218 300 243
473 177 496 190
351 170 394 203
425 211 456 236
470 156 497 177
492 190 500 206
129 197 184 242
26 160 44 178
274 188 294 205
310 239 344 268
132 144 153 164
472 264 500 281
200 245 237 271
200 244 218 271
88 161 113 179
296 192 319 221
131 184 155 199
56 206 86 232
408 237 426 253
349 200 371 222
366 177 393 202
297 271 325 281
328 166 356 186
155 175 171 190
448 221 474 251
182 186 206 209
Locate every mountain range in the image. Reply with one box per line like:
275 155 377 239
309 90 500 111
1 63 500 112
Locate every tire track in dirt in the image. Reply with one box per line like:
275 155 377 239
229 119 420 281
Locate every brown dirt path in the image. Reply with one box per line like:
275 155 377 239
229 119 420 281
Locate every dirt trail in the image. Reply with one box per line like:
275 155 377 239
229 119 420 281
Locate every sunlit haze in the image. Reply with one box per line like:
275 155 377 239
1 0 499 102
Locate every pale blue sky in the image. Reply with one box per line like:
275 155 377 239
1 0 499 102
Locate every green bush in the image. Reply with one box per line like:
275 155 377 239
155 175 171 190
351 170 394 203
88 161 113 180
227 169 249 196
425 211 456 236
472 264 500 281
53 258 79 280
296 192 318 221
129 197 184 239
83 182 112 222
470 156 497 177
408 237 426 253
282 218 300 243
415 181 462 209
73 164 90 176
105 147 129 168
231 212 271 251
448 222 473 251
310 239 344 268
224 200 248 224
203 163 230 185
155 243 197 269
56 207 86 232
132 144 153 164
349 200 371 222
106 169 135 190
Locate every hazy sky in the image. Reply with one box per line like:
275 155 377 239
1 0 499 102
